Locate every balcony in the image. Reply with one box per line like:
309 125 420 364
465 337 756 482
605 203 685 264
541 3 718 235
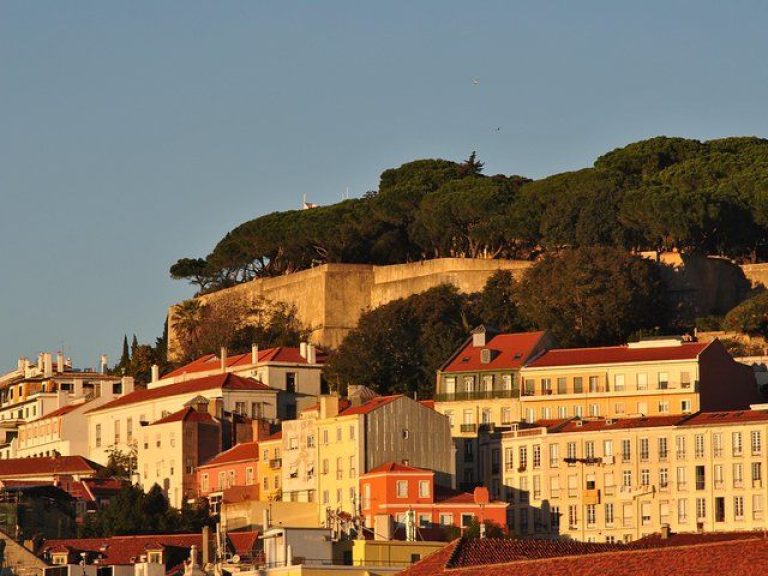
435 388 519 402
460 424 478 433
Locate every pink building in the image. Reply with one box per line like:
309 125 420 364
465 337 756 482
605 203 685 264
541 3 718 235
196 441 259 498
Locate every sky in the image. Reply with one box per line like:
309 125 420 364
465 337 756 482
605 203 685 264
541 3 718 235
2 1 768 370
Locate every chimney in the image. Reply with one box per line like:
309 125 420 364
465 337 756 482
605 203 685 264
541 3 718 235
151 364 159 383
251 343 259 365
56 353 65 374
37 353 44 372
220 347 228 373
661 523 671 540
17 357 24 373
472 326 487 348
43 353 53 378
121 376 135 395
299 342 308 359
307 344 316 364
100 354 108 374
319 395 339 419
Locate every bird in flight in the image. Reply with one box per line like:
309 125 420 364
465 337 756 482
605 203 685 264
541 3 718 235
472 78 480 85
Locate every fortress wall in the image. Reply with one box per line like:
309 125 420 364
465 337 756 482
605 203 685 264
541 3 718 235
741 263 768 289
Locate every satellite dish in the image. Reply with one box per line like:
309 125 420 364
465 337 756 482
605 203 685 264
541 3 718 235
231 555 241 564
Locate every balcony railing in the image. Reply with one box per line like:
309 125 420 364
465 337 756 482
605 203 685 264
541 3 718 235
435 388 518 402
460 424 478 433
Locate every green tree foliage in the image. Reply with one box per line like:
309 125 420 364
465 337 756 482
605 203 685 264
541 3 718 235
97 448 137 480
517 247 667 347
324 285 476 398
80 485 214 537
172 294 310 363
723 291 768 336
441 519 509 540
469 270 524 333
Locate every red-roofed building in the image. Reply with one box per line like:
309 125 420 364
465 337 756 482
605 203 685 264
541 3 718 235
360 462 507 536
136 399 221 508
196 441 260 498
153 344 326 420
398 533 768 576
280 395 454 522
86 372 278 478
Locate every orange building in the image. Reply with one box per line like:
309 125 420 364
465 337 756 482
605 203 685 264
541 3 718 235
196 441 259 498
359 462 508 532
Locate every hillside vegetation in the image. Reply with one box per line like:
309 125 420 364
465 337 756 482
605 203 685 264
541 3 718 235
170 137 768 294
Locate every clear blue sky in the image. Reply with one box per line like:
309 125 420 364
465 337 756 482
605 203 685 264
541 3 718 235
2 1 767 370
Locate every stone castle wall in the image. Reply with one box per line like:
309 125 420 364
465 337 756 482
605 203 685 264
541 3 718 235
167 256 768 361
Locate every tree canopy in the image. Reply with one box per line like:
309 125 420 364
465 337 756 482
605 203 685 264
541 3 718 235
170 137 768 295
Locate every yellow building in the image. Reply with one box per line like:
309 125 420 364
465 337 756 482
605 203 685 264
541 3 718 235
501 409 768 542
257 432 283 502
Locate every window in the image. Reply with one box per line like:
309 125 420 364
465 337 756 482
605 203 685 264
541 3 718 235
549 444 559 467
307 435 315 448
568 505 578 528
658 372 668 389
605 502 614 525
558 406 568 419
639 438 649 461
524 379 535 395
752 462 762 485
557 377 567 394
336 427 342 442
95 424 101 448
659 467 668 488
322 459 329 475
541 407 552 420
637 373 648 390
289 437 298 450
574 405 583 418
676 436 686 459
753 495 764 520
733 432 743 456
541 378 552 394
573 377 583 394
695 434 705 458
589 404 599 417
201 474 209 493
714 464 724 487
696 498 706 520
681 400 692 414
713 433 723 457
604 439 614 457
658 401 669 414
286 372 296 393
246 467 254 485
678 498 688 523
350 425 356 441
349 455 356 477
502 374 513 390
566 442 576 463
637 401 648 415
525 408 535 423
585 441 595 460
614 402 626 415
336 457 343 480
641 501 651 525
614 374 625 391
533 445 541 468
501 407 512 424
621 439 631 462
715 497 725 522
586 504 596 527
519 446 528 470
641 469 650 486
126 418 133 442
734 463 744 487
444 377 456 395
533 475 541 500
396 480 408 498
419 480 430 498
439 513 453 525
681 371 691 388
622 470 632 487
588 376 599 392
585 473 596 490
735 496 745 520
251 402 262 419
752 431 762 455
658 437 668 459
323 490 329 505
696 465 705 490
481 408 492 424
114 420 120 444
234 402 246 415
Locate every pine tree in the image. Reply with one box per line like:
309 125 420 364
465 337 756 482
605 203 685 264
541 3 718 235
119 335 130 368
131 334 139 356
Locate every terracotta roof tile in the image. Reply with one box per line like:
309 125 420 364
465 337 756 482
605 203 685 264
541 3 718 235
339 395 401 416
164 347 326 379
365 462 430 475
198 442 259 468
87 373 272 413
42 534 203 566
442 332 547 373
149 407 216 426
680 410 768 426
0 456 101 478
526 341 709 368
539 415 690 434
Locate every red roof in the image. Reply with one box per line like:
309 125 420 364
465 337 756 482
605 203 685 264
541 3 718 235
365 462 431 475
43 534 203 565
680 410 768 427
199 442 259 469
539 415 690 434
87 373 272 413
164 347 326 379
400 534 768 576
149 407 217 426
442 332 547 373
227 531 260 556
339 395 401 416
28 403 80 422
526 341 709 368
0 456 101 478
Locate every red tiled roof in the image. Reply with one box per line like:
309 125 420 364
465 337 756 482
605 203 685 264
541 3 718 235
539 415 690 434
526 341 709 368
432 486 507 506
164 347 326 379
400 533 768 576
87 373 272 413
339 395 401 416
365 462 431 475
198 442 259 469
418 400 435 409
149 407 217 426
42 534 203 566
264 431 282 441
0 456 101 478
442 332 547 373
680 410 768 427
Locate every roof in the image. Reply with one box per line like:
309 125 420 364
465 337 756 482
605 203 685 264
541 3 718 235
198 442 259 469
680 410 768 427
400 533 768 576
149 407 217 426
87 372 272 413
164 347 326 379
339 395 401 416
27 403 81 423
526 341 709 368
442 332 547 373
42 534 203 565
0 455 101 478
365 462 431 475
539 415 690 434
227 531 260 556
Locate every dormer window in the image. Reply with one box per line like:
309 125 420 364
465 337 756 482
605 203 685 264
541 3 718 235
51 554 68 565
147 551 163 564
480 349 492 364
